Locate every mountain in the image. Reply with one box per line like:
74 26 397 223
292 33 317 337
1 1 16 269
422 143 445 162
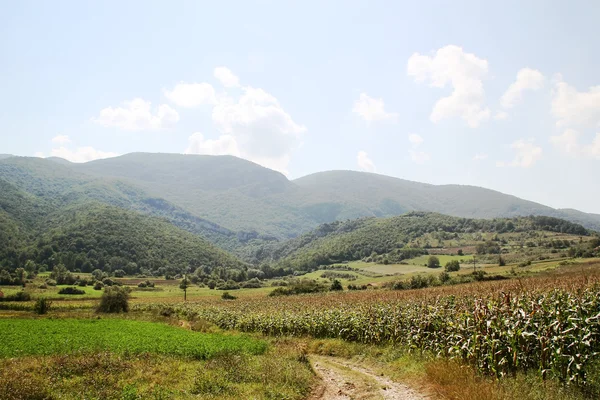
0 157 240 249
0 158 247 273
66 154 600 235
0 154 14 160
2 152 599 265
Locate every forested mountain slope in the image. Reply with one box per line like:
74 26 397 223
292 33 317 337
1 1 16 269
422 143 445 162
255 212 592 271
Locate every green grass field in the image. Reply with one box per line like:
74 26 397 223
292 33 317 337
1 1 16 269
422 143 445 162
0 319 267 359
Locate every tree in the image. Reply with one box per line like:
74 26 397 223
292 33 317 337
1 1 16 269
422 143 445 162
97 286 130 313
180 274 189 301
427 256 441 268
457 249 464 256
445 260 460 272
498 255 506 266
330 279 343 291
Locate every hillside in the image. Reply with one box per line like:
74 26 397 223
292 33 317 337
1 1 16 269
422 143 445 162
0 157 241 249
64 154 600 237
0 160 247 273
255 212 593 271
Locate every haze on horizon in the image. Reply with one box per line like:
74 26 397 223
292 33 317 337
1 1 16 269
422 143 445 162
1 1 599 213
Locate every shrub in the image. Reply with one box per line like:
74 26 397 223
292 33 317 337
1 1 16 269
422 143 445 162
457 249 464 256
329 279 343 291
0 291 32 302
216 280 240 290
45 279 57 287
93 281 104 290
221 292 237 300
137 282 147 288
97 286 130 313
33 297 52 315
77 279 88 287
58 287 86 295
445 260 460 272
427 256 441 268
269 279 327 296
240 278 262 289
102 278 115 287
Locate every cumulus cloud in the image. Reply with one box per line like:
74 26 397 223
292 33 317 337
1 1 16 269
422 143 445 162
164 82 216 108
473 153 488 161
407 45 490 128
409 150 430 164
352 93 398 122
550 129 600 159
407 133 430 164
408 133 424 146
552 77 600 128
185 83 306 174
494 111 509 120
497 139 542 168
185 132 241 157
36 143 119 163
500 68 545 109
214 67 240 88
357 151 376 172
93 98 179 131
51 135 71 144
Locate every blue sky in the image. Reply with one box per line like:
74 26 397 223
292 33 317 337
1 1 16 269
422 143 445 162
1 0 599 213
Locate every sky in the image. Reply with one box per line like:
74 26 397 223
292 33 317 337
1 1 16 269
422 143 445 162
1 0 599 213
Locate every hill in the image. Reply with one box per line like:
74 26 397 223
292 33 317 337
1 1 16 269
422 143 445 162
70 154 600 235
0 157 241 250
0 154 13 160
255 212 593 271
0 160 247 274
292 171 600 229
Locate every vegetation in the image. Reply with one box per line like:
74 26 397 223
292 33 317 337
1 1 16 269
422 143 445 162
0 319 267 359
143 267 600 386
97 286 130 313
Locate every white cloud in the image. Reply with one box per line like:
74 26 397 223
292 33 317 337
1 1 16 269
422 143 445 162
357 151 376 172
51 135 71 144
93 98 179 131
473 153 488 161
409 150 430 164
184 132 241 157
37 145 119 163
407 45 490 128
500 68 545 109
408 133 424 146
164 82 216 108
214 67 240 88
352 93 398 122
550 129 600 159
497 139 542 168
494 111 509 120
407 133 430 163
205 86 305 174
552 78 600 128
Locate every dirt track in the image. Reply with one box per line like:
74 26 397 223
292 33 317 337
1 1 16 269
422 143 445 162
308 355 430 400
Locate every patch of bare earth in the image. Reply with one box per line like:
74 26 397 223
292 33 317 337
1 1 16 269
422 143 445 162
309 355 430 400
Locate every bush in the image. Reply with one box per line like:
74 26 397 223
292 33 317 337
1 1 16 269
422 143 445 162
58 287 86 295
137 281 147 288
216 280 240 290
45 279 57 286
97 286 130 313
0 291 32 302
221 291 237 300
93 281 104 290
445 260 460 272
77 279 88 287
240 278 262 289
269 279 327 296
102 278 115 287
329 279 343 291
33 297 52 314
427 255 441 268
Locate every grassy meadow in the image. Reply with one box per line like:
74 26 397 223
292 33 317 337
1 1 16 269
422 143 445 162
1 228 599 399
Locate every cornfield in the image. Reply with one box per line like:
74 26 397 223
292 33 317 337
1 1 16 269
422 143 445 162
138 266 600 385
